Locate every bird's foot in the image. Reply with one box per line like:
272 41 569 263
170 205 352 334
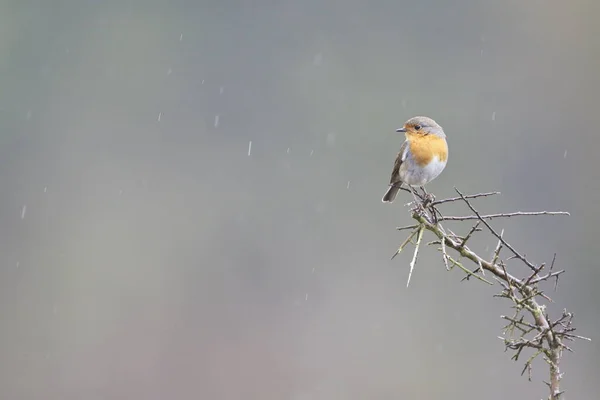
422 193 435 207
407 201 427 216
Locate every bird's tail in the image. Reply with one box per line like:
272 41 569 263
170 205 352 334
382 185 400 203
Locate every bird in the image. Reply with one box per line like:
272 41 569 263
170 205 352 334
381 116 448 203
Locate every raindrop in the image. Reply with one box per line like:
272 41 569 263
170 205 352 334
214 115 220 127
179 33 183 41
491 111 496 121
21 205 26 219
248 141 252 156
157 112 162 122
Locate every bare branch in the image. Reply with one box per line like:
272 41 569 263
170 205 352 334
431 191 500 206
447 255 493 285
406 225 425 287
391 228 419 260
528 270 566 286
396 224 418 231
524 263 547 287
440 211 570 221
461 221 481 247
440 234 450 271
454 188 539 272
388 186 587 400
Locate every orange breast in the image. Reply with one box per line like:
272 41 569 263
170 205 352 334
407 133 448 167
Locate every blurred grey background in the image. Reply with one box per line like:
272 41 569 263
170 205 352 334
1 0 598 399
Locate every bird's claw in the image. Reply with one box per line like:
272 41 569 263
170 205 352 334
409 202 426 216
422 193 435 206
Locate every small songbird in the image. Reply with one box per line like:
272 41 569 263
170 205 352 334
382 116 448 203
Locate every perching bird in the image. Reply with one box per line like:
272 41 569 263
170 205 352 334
382 116 448 203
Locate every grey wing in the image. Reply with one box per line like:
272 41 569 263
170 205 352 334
389 140 409 185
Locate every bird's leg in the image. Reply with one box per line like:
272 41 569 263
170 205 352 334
419 187 441 224
411 187 421 204
421 186 435 205
405 186 426 214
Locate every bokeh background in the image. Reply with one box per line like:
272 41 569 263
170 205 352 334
1 0 599 399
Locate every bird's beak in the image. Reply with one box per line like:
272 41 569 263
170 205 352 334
396 127 406 133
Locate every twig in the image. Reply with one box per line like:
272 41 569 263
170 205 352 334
440 211 570 221
447 255 493 285
431 191 500 206
524 263 546 287
440 234 449 271
522 349 543 381
461 221 481 247
391 228 419 260
500 261 515 299
502 315 539 332
396 224 418 231
406 225 425 287
455 188 539 272
529 271 565 286
491 230 504 266
388 186 586 400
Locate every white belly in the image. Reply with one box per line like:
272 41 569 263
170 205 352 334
400 155 447 187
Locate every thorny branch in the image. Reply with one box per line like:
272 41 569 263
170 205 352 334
391 187 589 400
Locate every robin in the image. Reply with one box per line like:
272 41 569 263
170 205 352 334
381 116 448 203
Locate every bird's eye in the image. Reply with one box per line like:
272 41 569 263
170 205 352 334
414 125 421 130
